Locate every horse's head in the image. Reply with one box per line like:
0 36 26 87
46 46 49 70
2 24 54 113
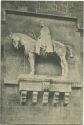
9 32 20 49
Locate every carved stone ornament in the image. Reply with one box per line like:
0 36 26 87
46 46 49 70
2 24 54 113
9 24 73 79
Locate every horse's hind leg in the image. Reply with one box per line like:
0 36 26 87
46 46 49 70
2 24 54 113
60 56 68 78
28 52 35 75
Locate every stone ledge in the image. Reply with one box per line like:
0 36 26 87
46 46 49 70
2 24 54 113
17 74 81 84
5 9 77 22
19 81 72 92
4 74 82 88
4 81 82 88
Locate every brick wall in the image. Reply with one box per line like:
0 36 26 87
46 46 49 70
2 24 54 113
1 1 83 28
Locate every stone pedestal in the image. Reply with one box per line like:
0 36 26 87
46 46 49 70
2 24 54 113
18 74 72 105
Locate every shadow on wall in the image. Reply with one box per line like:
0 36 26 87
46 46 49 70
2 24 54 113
35 54 62 76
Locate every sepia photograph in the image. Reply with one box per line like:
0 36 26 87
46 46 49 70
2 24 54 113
0 1 83 124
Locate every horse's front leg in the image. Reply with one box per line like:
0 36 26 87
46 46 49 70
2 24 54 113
28 52 35 75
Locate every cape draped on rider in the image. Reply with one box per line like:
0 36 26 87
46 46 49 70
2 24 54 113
36 24 54 54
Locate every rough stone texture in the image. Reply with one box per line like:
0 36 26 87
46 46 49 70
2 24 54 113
1 1 83 28
1 1 83 125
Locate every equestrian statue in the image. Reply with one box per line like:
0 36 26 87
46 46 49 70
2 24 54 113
9 23 73 78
